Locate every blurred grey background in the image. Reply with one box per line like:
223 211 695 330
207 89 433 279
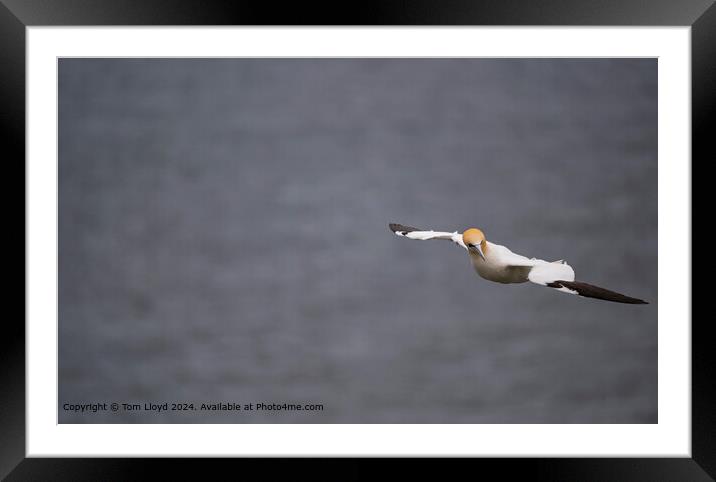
58 58 657 423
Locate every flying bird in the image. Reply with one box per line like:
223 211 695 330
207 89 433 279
389 223 647 304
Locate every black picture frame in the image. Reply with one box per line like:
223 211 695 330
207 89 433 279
4 0 711 478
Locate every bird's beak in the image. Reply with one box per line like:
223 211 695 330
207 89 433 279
471 244 486 261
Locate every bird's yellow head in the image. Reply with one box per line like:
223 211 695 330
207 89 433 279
462 228 486 246
462 228 487 260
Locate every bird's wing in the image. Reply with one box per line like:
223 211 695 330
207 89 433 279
523 255 648 304
389 223 463 244
527 259 576 284
543 279 648 304
494 245 579 286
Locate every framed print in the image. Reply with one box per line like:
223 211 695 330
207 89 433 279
5 0 712 478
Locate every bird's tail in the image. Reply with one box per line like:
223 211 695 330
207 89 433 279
547 280 648 304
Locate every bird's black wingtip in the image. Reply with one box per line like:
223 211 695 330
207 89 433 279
551 280 650 305
389 223 420 234
620 298 649 305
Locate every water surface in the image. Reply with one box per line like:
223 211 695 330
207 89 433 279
58 59 658 423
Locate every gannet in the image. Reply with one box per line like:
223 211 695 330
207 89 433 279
389 223 648 304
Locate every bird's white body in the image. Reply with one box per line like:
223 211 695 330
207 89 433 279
389 223 647 304
469 242 532 284
469 241 575 289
